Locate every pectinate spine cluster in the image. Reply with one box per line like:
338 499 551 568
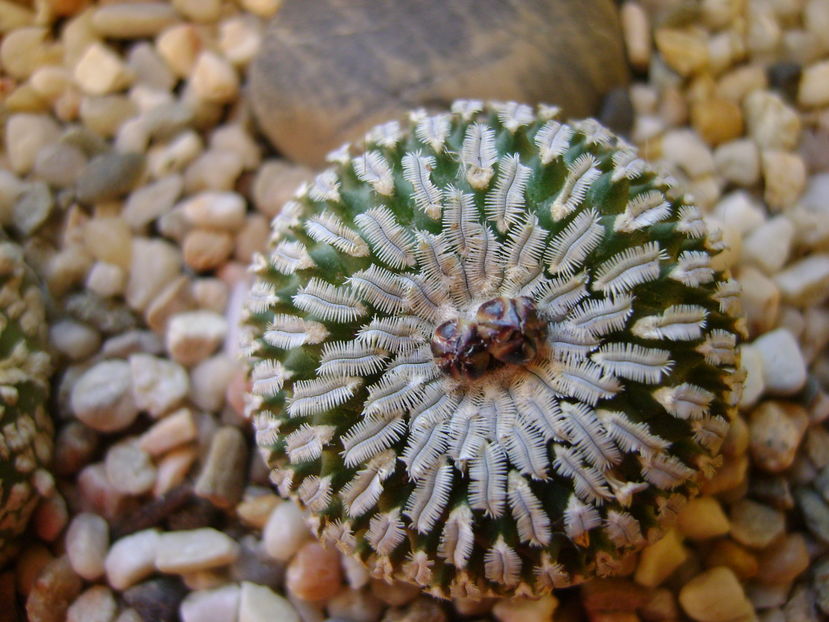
242 101 744 599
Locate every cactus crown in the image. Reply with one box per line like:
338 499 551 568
243 101 744 599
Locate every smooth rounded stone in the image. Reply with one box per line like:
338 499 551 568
34 493 69 542
66 585 117 622
139 407 197 456
146 275 196 334
219 15 263 67
190 355 236 412
105 443 157 495
251 0 628 166
126 237 182 312
239 581 300 622
190 51 239 104
252 159 313 217
805 0 829 47
756 533 810 585
286 541 342 602
807 426 829 469
788 204 829 252
752 329 807 395
80 95 139 138
659 129 715 178
141 102 195 141
73 41 133 96
65 512 108 581
123 576 188 622
239 0 281 17
762 150 807 211
620 1 650 71
705 539 759 580
739 343 766 408
180 584 241 622
54 421 98 477
799 60 829 108
183 149 244 193
25 557 84 622
102 330 164 360
713 139 760 187
675 497 730 541
172 0 221 23
29 64 73 101
236 214 270 263
34 142 88 188
738 267 780 337
654 27 708 77
12 180 53 236
182 191 246 230
194 425 248 509
691 98 743 146
743 90 801 151
49 319 100 361
166 310 228 366
730 499 786 549
91 3 178 38
17 544 55 598
86 262 126 298
155 528 240 574
0 26 48 79
5 113 62 175
814 556 829 616
369 579 420 607
83 217 132 269
77 462 131 521
491 595 558 622
154 446 198 497
128 42 176 91
123 174 183 230
76 152 145 205
678 566 753 622
0 0 34 31
156 23 203 78
262 501 310 563
774 254 829 306
634 529 688 588
327 588 384 622
721 414 749 459
742 216 794 275
749 401 809 473
192 278 229 314
129 353 189 417
236 490 280 530
716 64 768 103
70 360 139 433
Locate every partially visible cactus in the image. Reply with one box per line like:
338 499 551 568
242 101 744 598
0 240 53 565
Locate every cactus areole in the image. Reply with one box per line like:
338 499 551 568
242 101 745 599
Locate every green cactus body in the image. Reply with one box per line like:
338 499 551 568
0 240 53 565
243 101 744 598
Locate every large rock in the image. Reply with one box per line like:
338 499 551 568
250 0 628 165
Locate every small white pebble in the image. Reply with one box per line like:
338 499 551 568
263 501 311 562
49 319 101 361
105 443 157 495
238 581 300 622
105 529 161 590
129 352 190 417
155 528 239 574
66 513 109 581
73 42 133 96
190 51 239 104
752 328 807 396
70 360 139 433
166 310 228 366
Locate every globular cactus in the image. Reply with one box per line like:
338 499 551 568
0 240 53 565
242 101 744 599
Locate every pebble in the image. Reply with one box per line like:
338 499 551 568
90 3 178 38
738 267 780 337
129 352 189 417
717 64 769 103
634 529 688 588
5 113 62 175
762 149 806 210
621 1 650 71
54 421 98 477
260 500 311 563
713 139 760 187
148 131 203 178
659 129 714 178
219 15 263 68
730 499 786 548
126 237 182 312
84 260 123 297
123 174 183 230
128 42 176 91
156 528 239 574
183 229 235 272
65 512 108 581
73 42 133 96
190 51 239 104
156 23 202 78
166 310 228 366
675 497 730 540
252 159 312 217
105 443 157 495
239 581 300 622
66 585 117 622
286 541 342 602
25 557 83 622
750 401 809 472
691 98 743 146
182 191 247 230
137 408 195 457
105 530 162 589
10 181 51 237
753 329 808 395
180 584 241 622
742 216 794 274
774 254 829 306
184 149 244 192
799 60 829 107
739 343 767 407
370 580 420 607
123 577 187 622
34 493 69 542
192 278 229 314
194 426 248 510
492 595 558 622
755 533 810 585
678 566 753 622
813 556 829 616
34 142 88 188
80 95 139 138
704 539 759 580
77 463 131 521
146 275 196 334
239 0 281 17
0 26 49 79
143 102 195 141
327 588 384 622
172 0 222 23
70 360 139 433
16 545 55 598
654 28 708 76
76 152 145 204
189 355 235 412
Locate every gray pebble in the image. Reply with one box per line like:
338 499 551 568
13 180 53 235
34 142 88 188
76 152 145 204
796 488 829 543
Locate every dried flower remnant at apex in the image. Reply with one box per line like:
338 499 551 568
241 101 745 599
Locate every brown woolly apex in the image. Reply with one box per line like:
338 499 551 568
0 240 53 565
241 101 745 599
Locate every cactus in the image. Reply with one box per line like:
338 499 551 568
0 240 53 565
242 101 744 598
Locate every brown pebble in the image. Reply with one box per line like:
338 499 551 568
691 98 744 146
286 541 342 601
54 422 98 477
755 533 810 585
25 557 83 622
704 539 758 580
581 578 650 613
0 572 17 622
183 228 234 271
194 426 248 510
